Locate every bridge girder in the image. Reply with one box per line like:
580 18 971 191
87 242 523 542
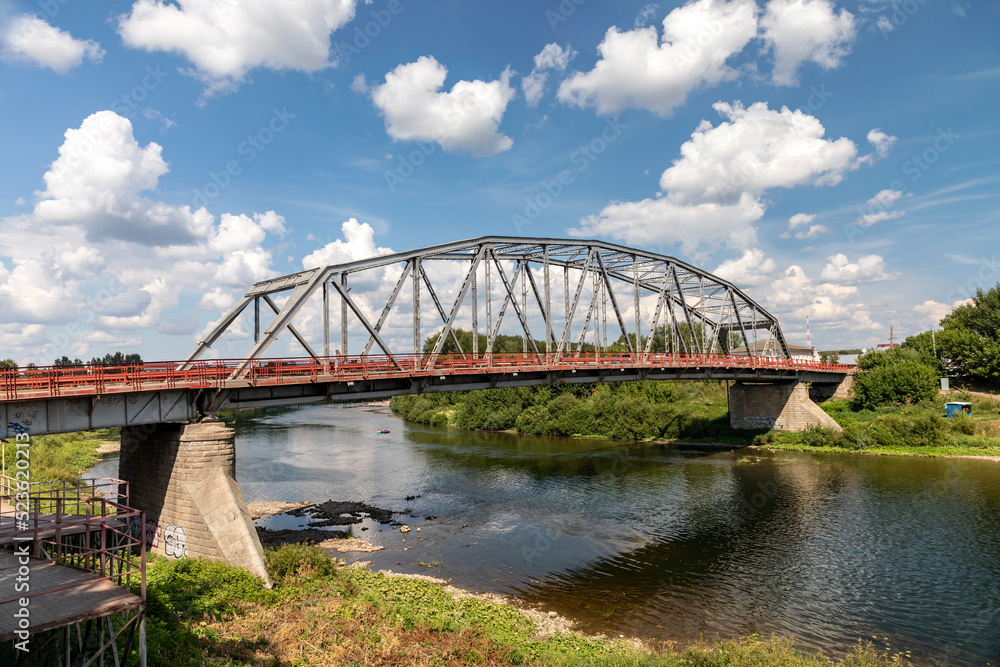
184 237 791 376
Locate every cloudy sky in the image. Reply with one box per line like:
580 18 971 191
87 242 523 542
0 0 998 364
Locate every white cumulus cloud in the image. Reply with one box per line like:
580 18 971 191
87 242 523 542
371 56 516 157
571 101 867 254
857 128 897 166
780 212 829 239
1 14 103 73
712 248 778 286
660 101 860 201
914 300 951 325
303 219 394 270
0 111 290 363
117 0 361 98
522 43 576 107
765 264 881 332
856 185 908 227
558 0 758 116
761 0 856 86
819 253 894 284
32 111 211 246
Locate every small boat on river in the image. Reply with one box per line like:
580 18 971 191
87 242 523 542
375 428 390 434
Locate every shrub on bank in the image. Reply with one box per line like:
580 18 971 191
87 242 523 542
852 349 939 411
758 411 950 451
395 381 738 442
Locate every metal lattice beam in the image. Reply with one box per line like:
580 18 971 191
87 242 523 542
185 237 792 371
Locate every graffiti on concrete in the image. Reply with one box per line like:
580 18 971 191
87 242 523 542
7 422 30 435
128 517 163 548
740 416 785 430
163 524 188 558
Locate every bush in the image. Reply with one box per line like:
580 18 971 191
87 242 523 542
799 426 837 447
852 359 938 410
877 413 946 447
840 424 872 450
429 410 452 426
515 405 556 435
479 405 520 431
265 543 339 583
457 389 525 429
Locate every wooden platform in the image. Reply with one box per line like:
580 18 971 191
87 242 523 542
0 551 142 641
0 513 126 546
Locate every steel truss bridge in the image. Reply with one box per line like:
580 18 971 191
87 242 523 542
1 237 851 436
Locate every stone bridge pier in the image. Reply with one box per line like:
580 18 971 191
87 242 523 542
119 420 272 587
729 381 843 432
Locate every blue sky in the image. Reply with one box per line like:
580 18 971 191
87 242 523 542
0 0 998 364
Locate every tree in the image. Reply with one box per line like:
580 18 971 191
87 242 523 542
938 283 1000 385
820 351 840 364
852 347 939 410
0 359 16 369
422 329 548 356
54 356 84 366
90 351 143 365
900 331 944 374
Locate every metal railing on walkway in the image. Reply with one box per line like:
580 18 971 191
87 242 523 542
0 474 146 665
0 352 854 403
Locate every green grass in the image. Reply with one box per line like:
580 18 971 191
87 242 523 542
755 391 1000 458
129 544 909 666
1 429 111 482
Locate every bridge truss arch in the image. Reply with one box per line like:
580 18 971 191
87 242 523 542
186 237 790 375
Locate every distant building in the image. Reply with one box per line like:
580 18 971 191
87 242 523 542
732 340 820 363
874 343 899 351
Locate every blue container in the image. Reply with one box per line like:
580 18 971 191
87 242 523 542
945 402 972 418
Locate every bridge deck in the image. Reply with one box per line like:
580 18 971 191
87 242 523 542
1 353 853 404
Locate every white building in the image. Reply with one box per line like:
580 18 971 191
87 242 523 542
732 340 821 363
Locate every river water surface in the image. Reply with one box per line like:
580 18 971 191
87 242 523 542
101 403 1000 665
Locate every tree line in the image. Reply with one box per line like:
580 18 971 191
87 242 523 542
422 323 743 357
0 351 143 370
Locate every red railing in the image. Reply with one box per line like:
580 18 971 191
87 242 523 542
0 353 855 403
0 475 145 609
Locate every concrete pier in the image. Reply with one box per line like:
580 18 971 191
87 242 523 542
119 420 272 587
729 381 842 433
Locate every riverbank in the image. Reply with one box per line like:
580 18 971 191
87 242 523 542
143 542 908 666
752 391 1000 458
390 382 1000 459
1 428 110 479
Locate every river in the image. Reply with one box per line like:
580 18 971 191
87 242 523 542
92 403 1000 665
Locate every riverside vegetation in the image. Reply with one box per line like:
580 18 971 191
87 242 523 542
0 428 109 480
391 336 1000 458
132 543 907 666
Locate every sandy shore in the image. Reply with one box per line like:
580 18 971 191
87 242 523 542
247 500 312 519
95 440 120 454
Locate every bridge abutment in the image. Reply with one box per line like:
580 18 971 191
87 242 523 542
119 420 273 587
729 381 842 432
